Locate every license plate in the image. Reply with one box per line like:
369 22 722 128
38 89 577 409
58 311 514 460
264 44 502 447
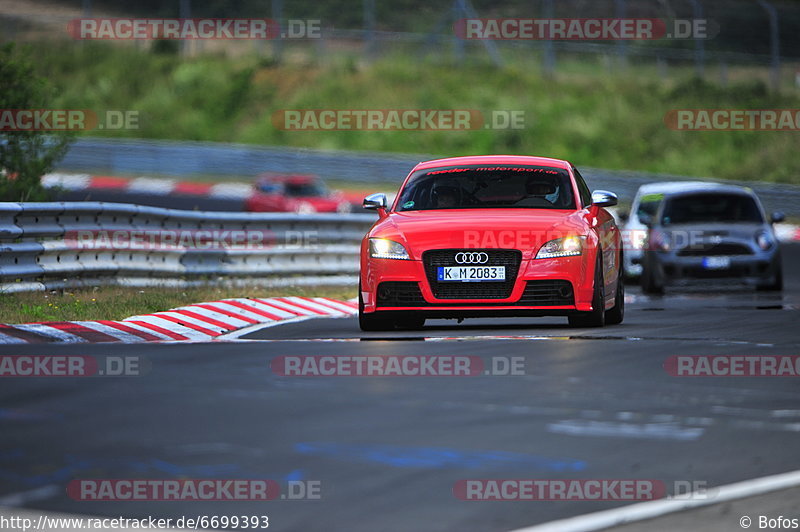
437 266 506 282
702 256 731 270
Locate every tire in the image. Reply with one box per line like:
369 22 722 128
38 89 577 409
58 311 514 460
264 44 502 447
640 252 664 295
605 261 625 325
757 262 783 291
358 283 393 332
569 252 606 328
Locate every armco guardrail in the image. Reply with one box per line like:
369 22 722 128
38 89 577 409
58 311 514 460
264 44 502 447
0 202 376 293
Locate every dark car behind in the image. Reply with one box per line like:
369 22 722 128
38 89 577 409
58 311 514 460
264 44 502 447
640 184 784 293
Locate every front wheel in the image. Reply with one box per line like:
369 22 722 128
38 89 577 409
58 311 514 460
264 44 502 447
757 262 783 291
640 252 664 295
568 253 606 328
605 263 625 325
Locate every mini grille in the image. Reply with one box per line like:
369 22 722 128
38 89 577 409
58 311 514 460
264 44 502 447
677 243 753 257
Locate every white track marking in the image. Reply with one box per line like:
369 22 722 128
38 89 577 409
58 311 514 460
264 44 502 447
11 324 87 343
171 306 251 328
508 469 800 532
547 420 705 441
199 301 272 323
283 296 348 315
230 298 297 318
128 177 176 194
109 320 177 341
217 316 316 340
71 321 146 343
150 311 231 334
122 315 214 340
255 298 321 316
0 332 27 344
311 297 358 313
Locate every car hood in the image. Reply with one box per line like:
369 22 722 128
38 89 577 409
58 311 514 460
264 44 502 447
370 209 588 259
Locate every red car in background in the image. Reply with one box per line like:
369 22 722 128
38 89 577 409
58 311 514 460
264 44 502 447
358 155 624 331
244 173 352 214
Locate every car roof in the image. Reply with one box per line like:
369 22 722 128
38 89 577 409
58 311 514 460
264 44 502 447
636 181 755 198
637 181 717 195
413 155 572 171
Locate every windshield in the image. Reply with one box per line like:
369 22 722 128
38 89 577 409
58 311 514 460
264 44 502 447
661 193 763 225
636 193 663 221
395 165 575 211
285 181 329 197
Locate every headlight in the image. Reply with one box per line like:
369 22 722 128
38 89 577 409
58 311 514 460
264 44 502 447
535 236 583 259
629 229 647 250
755 231 773 251
369 238 410 260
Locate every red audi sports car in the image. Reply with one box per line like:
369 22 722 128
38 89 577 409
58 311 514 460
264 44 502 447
358 155 624 330
244 173 351 214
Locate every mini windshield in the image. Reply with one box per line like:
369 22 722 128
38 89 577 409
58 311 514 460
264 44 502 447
636 193 663 220
395 165 576 211
661 193 763 225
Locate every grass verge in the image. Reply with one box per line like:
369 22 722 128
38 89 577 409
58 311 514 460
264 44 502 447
0 285 358 324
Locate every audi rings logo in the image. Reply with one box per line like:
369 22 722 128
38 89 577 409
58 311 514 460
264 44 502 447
455 252 489 264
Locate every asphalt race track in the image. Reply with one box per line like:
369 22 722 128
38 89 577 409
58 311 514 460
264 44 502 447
1 244 799 532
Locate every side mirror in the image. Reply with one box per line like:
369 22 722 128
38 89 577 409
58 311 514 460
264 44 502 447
363 193 388 216
591 190 618 208
771 211 786 224
618 210 630 223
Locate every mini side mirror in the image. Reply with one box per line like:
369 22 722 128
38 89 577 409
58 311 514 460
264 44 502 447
771 211 786 224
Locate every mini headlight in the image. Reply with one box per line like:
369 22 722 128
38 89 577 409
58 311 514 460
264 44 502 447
535 236 583 259
369 238 410 260
755 231 773 251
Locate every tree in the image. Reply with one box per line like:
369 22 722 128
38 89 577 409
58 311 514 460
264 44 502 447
0 43 74 201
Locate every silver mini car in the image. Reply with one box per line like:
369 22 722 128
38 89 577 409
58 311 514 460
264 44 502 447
640 183 784 293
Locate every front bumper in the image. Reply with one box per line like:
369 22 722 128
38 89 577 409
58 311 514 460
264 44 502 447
361 251 595 316
650 251 779 285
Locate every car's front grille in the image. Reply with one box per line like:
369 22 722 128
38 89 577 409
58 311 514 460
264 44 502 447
376 282 425 307
375 280 574 307
518 280 574 306
677 242 753 256
422 249 522 299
